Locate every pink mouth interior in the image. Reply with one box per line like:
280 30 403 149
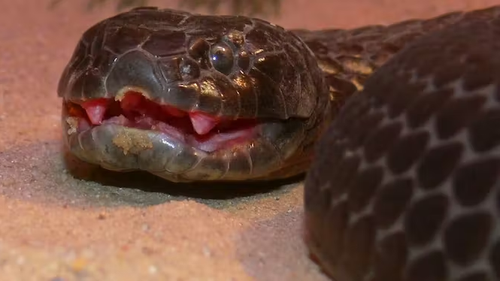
66 92 257 152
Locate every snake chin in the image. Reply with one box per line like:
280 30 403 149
63 91 260 153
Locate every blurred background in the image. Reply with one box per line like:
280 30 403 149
50 0 283 17
45 0 499 30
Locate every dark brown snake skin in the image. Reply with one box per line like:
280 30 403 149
305 7 500 281
57 5 500 281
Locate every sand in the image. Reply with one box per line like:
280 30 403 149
0 0 498 280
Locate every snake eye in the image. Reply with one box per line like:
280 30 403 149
210 43 234 75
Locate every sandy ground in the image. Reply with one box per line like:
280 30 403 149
0 0 498 280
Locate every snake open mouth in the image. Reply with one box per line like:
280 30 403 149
64 91 258 152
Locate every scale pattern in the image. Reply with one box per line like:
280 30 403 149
304 10 500 281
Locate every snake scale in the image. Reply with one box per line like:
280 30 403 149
57 5 500 281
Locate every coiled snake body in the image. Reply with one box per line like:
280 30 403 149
58 6 500 281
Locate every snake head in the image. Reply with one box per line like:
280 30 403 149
57 7 330 182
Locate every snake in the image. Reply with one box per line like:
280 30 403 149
57 5 500 281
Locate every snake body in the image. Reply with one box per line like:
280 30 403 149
304 8 500 281
58 6 500 281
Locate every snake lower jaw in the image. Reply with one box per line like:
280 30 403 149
61 106 308 182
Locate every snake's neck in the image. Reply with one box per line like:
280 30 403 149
293 6 500 116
